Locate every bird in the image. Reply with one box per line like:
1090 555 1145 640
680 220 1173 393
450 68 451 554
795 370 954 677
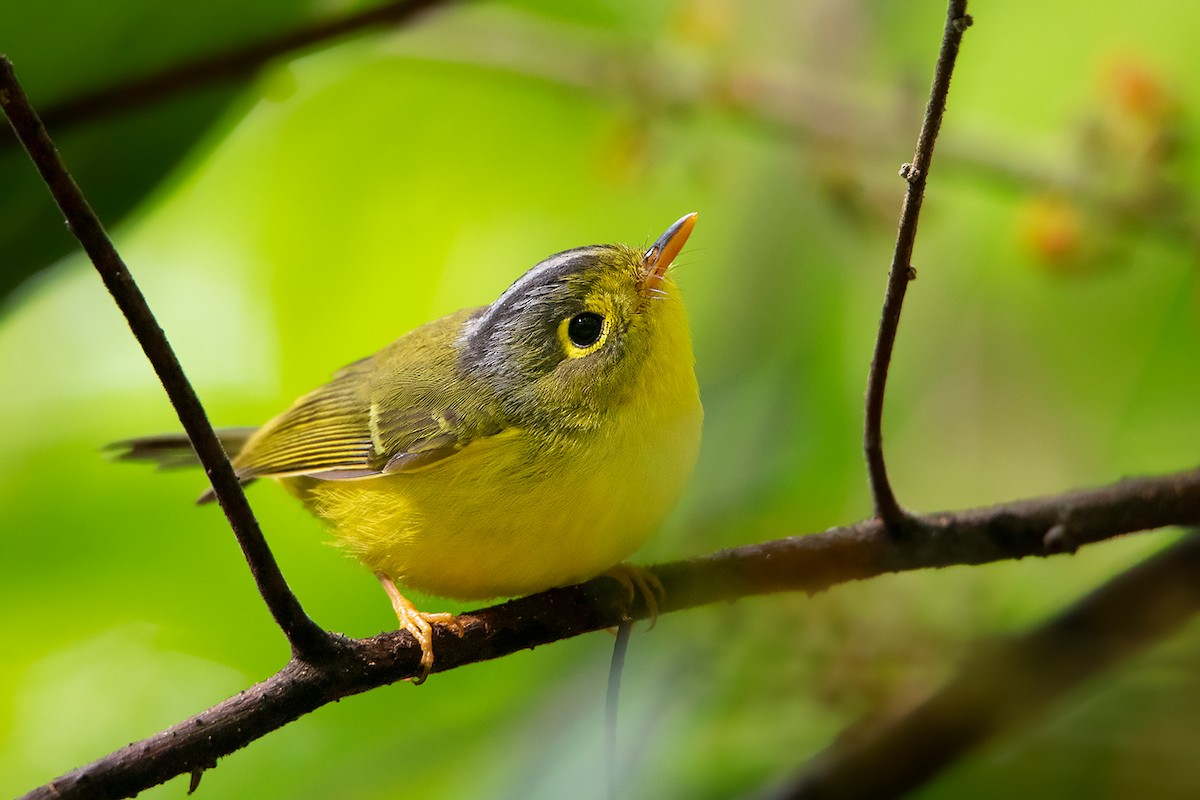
117 213 703 682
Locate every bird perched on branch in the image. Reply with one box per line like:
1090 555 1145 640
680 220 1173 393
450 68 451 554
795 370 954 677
117 214 703 682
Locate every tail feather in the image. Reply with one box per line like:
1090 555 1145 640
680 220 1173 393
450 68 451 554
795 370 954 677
109 427 260 504
109 427 259 467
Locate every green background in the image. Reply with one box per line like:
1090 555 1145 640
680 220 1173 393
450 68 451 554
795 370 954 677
2 1 1199 797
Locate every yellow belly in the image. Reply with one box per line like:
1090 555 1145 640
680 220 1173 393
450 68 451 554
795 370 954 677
283 402 701 601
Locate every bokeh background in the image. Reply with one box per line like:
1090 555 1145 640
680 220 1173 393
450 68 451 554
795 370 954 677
3 1 1200 797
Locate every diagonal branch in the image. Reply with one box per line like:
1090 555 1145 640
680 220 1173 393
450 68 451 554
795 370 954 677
863 0 972 525
19 465 1200 800
783 527 1200 799
0 0 456 149
0 56 333 660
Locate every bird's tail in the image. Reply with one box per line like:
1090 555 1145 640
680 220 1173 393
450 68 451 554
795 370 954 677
109 427 259 503
110 427 258 467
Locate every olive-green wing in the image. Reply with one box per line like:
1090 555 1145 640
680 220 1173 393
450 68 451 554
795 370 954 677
232 365 380 480
233 341 498 481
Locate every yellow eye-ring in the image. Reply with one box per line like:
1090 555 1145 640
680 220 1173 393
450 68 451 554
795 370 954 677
559 311 609 358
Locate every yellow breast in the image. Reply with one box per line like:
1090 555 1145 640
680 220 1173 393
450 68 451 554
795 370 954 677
284 301 702 601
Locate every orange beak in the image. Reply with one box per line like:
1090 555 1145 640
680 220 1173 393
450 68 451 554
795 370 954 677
641 212 698 296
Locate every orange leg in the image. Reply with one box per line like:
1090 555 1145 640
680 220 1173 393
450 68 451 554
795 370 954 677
376 572 465 684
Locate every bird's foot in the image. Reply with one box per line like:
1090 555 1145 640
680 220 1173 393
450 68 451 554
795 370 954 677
602 563 665 630
376 572 465 684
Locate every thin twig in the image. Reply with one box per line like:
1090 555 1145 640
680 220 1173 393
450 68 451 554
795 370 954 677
19 465 1200 800
606 619 634 800
782 529 1200 799
0 0 455 150
863 0 972 525
0 57 332 659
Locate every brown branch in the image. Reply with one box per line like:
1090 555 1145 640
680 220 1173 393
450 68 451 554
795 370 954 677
783 527 1200 799
0 57 332 659
0 0 455 149
863 1 972 526
20 466 1200 800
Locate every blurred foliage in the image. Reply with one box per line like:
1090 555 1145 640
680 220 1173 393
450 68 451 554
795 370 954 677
3 1 1200 798
0 0 337 305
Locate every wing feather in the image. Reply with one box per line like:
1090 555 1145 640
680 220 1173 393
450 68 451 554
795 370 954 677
232 310 501 480
232 379 377 478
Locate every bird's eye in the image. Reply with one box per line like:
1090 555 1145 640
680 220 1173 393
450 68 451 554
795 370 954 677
567 312 605 348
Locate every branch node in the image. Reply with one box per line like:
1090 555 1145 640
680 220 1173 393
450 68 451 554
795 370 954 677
881 508 921 539
907 265 918 281
187 766 210 795
863 0 970 548
953 14 974 33
1043 523 1078 555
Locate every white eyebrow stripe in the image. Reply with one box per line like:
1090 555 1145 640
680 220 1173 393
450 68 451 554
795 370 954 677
489 245 608 311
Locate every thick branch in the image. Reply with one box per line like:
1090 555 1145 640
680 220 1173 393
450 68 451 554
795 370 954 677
785 528 1200 799
0 0 454 148
0 57 331 659
863 1 971 525
21 466 1200 800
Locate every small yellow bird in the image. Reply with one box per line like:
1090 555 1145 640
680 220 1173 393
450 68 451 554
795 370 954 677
120 214 703 680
